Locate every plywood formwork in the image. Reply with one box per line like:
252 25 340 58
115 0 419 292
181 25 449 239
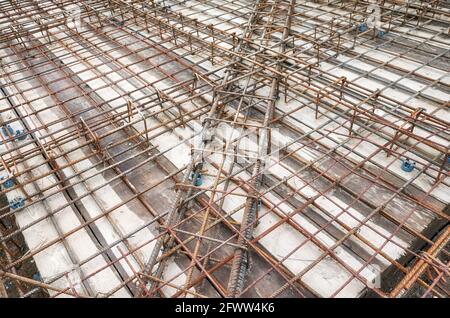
0 0 448 298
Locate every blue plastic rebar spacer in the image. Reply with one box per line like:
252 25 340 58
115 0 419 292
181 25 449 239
15 129 27 141
1 125 14 138
359 23 367 33
194 174 203 187
9 197 25 210
378 30 386 38
401 158 415 172
2 177 14 189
